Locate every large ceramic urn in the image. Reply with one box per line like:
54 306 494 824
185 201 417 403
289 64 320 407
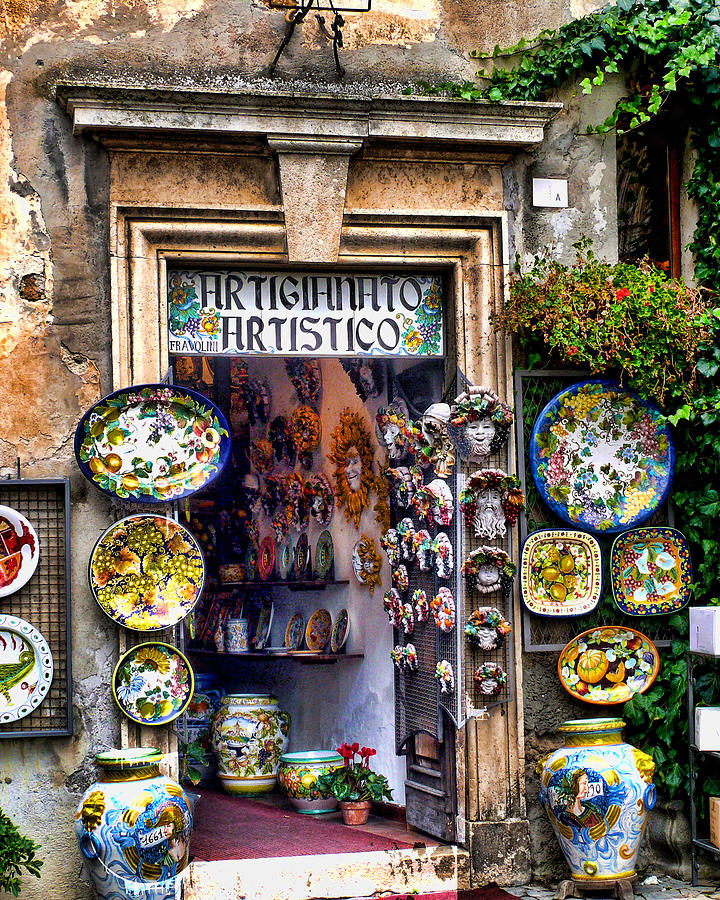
211 693 290 795
74 748 193 900
538 718 656 884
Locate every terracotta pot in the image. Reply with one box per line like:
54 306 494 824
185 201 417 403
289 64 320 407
340 800 372 826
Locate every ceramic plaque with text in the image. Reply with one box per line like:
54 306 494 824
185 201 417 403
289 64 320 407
521 529 602 617
611 527 691 615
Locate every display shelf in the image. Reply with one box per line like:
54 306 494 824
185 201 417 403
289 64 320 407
216 579 350 592
187 648 363 665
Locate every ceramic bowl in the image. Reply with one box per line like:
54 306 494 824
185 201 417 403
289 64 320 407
278 750 344 815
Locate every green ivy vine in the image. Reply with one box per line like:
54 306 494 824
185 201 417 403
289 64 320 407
410 0 720 804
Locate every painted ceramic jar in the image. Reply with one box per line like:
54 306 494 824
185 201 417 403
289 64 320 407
225 618 249 653
211 693 290 795
74 748 193 900
538 718 656 884
278 751 344 814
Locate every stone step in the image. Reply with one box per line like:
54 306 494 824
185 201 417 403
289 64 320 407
183 843 471 900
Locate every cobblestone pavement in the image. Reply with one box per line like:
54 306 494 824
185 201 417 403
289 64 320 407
508 876 720 900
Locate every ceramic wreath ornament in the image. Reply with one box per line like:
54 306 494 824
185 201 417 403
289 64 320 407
414 529 433 571
431 588 456 632
435 660 454 693
376 399 412 462
465 608 512 651
411 479 454 530
460 470 525 540
380 528 400 566
413 589 430 622
432 532 453 580
397 518 416 563
474 662 508 696
448 387 514 463
462 546 517 596
383 589 403 627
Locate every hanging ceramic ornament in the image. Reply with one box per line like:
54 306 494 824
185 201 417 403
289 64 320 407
392 565 409 595
397 518 416 563
286 359 322 408
521 529 603 617
291 406 322 471
383 589 403 628
413 529 433 572
420 403 456 478
384 465 420 509
268 415 296 466
341 359 385 401
250 438 275 475
352 535 382 595
391 645 405 670
380 528 400 566
448 387 514 463
462 546 516 596
431 588 456 633
429 479 454 528
376 399 412 462
459 469 525 540
413 589 430 622
0 507 39 598
261 475 284 518
288 474 311 533
474 662 508 696
435 660 454 693
328 408 375 528
465 608 512 651
309 474 334 527
400 603 415 635
432 532 453 580
610 527 691 616
247 378 272 425
404 643 418 671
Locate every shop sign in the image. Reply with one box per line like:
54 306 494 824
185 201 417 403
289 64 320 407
167 269 444 357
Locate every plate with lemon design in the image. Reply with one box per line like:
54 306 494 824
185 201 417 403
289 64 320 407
74 383 230 503
521 529 602 617
113 641 194 725
89 515 205 630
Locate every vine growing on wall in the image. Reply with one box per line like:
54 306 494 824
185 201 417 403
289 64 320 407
408 0 720 802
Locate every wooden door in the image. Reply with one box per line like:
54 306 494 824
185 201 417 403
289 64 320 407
404 723 456 842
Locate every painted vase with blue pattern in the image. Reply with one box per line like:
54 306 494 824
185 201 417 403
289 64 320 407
538 718 656 884
74 748 193 900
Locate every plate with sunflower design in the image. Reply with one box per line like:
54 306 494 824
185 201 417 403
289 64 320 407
113 641 194 726
74 383 231 503
89 514 205 630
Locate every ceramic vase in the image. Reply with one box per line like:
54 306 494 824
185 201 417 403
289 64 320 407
211 693 290 795
225 618 249 654
278 751 344 814
74 748 193 900
538 718 656 884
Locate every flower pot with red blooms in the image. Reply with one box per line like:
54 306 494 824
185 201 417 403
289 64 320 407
316 742 393 826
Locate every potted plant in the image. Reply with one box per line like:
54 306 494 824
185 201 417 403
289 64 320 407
0 806 42 896
316 742 393 825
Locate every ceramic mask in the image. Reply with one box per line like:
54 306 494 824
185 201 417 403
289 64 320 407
464 417 497 457
345 450 363 492
475 488 506 539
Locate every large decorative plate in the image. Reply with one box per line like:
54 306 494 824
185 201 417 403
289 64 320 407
331 609 350 653
521 529 603 617
294 533 310 580
305 608 332 652
558 626 660 705
611 527 692 615
0 615 53 723
89 514 205 631
315 531 334 580
258 536 275 582
277 536 294 580
284 613 304 650
75 383 231 502
0 506 39 598
530 380 674 533
113 641 194 726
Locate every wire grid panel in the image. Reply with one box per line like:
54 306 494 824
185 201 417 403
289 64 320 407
515 369 676 652
0 479 72 738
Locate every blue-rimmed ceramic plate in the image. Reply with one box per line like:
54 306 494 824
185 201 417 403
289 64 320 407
529 380 674 533
75 383 231 503
610 527 692 615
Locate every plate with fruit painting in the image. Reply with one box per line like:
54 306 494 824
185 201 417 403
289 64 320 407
610 527 691 616
75 383 231 503
530 380 674 533
521 529 602 617
112 641 194 726
558 626 660 705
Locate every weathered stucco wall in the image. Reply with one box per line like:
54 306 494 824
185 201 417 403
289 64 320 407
0 0 621 896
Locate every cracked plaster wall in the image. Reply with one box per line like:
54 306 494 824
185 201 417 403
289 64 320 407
0 0 620 896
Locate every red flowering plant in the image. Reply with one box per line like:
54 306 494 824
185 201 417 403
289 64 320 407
317 743 393 803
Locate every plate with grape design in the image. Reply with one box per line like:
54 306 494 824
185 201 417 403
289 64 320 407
610 527 691 615
530 380 674 533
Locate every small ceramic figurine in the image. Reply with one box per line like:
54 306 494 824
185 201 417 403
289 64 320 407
413 589 430 622
435 660 454 693
352 535 382 595
413 528 433 572
397 518 416 563
376 399 412 462
420 403 456 478
464 608 512 651
448 386 514 462
401 603 415 635
431 588 456 632
432 532 453 580
473 662 508 696
380 528 400 566
328 409 376 528
462 545 517 596
392 565 409 595
459 469 525 539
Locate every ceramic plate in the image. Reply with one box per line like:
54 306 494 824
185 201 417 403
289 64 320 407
254 603 274 649
315 530 334 580
530 380 674 533
295 533 310 580
0 614 53 724
558 626 660 705
113 641 194 726
305 608 332 652
285 613 304 650
0 506 40 598
331 609 350 653
89 514 205 631
75 383 231 503
611 527 692 615
278 536 294 580
258 536 275 582
521 529 603 617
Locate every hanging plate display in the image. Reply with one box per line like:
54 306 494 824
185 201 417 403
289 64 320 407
0 614 53 724
521 529 603 617
257 536 275 582
89 515 205 631
305 608 332 652
254 602 274 649
285 613 304 650
277 536 294 581
558 626 660 705
0 506 40 598
315 531 334 580
294 533 310 580
610 527 692 616
75 383 231 503
331 609 350 653
530 380 674 533
112 641 194 726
